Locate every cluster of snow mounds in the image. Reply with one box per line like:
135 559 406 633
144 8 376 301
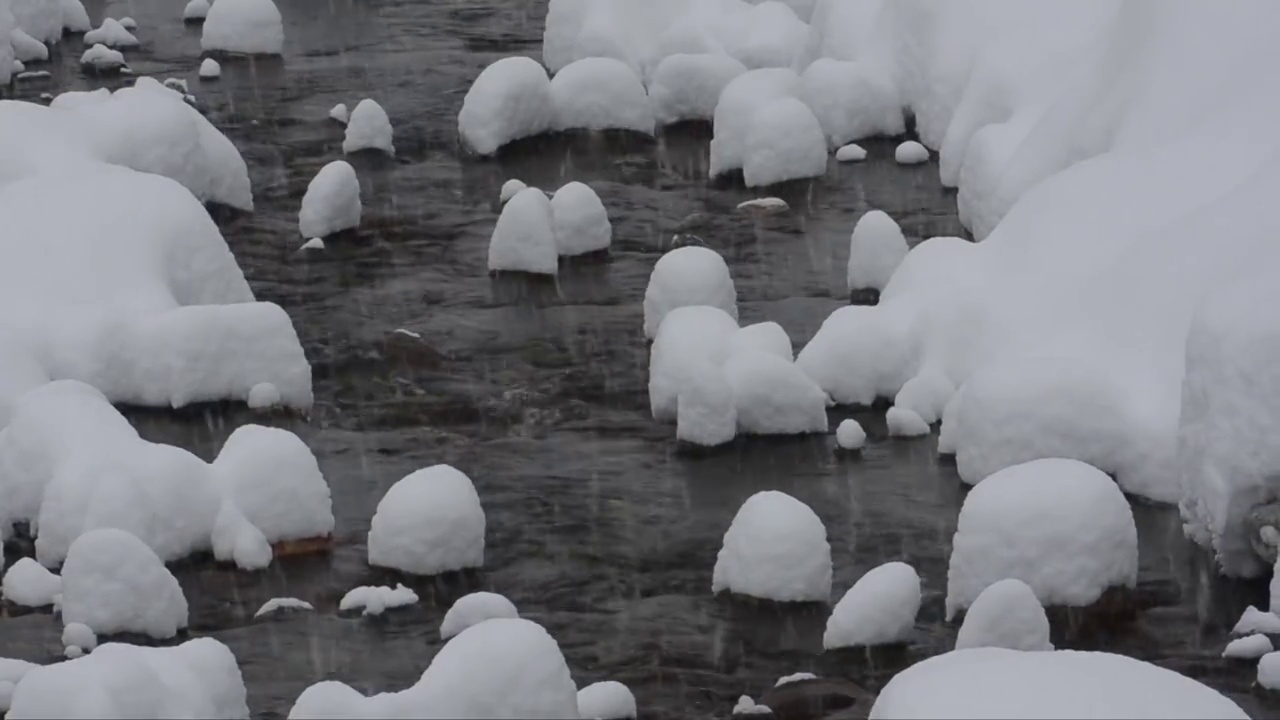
343 99 395 155
7 638 249 719
59 528 188 639
741 96 826 188
441 591 520 640
713 490 831 603
367 465 486 576
954 578 1052 652
824 562 921 649
299 160 361 238
487 181 612 274
869 648 1249 719
945 459 1138 619
201 0 284 56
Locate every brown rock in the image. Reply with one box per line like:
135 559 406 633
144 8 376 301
271 534 333 558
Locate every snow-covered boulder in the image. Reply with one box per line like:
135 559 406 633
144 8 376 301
339 584 418 616
59 528 188 639
823 562 921 648
723 351 828 435
117 16 136 30
488 186 558 275
742 97 827 188
0 659 36 714
712 490 832 602
288 681 370 718
1223 634 1272 659
676 360 737 448
724 1 812 71
894 141 929 165
886 406 930 437
869 648 1249 719
954 578 1052 652
946 458 1138 619
836 419 866 451
801 59 903 147
328 103 348 124
201 0 284 56
499 179 526 203
709 68 801 178
577 681 637 720
649 305 739 422
458 56 554 155
183 0 209 22
247 381 280 408
367 465 486 575
642 246 738 340
1 558 61 607
298 160 361 238
835 143 866 162
728 322 793 362
847 210 909 295
58 0 90 33
648 53 748 126
1260 652 1280 691
199 58 221 79
551 181 611 257
550 57 653 135
80 43 125 73
61 623 96 653
795 305 916 407
894 369 955 425
342 99 394 155
11 0 60 44
441 592 520 640
11 28 48 63
84 18 138 48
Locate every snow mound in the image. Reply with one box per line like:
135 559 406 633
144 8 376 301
801 59 902 147
2 558 61 607
288 681 368 719
734 695 772 715
725 1 811 71
80 43 125 72
183 0 210 22
709 68 801 178
118 16 135 30
1223 635 1272 659
649 305 739 422
367 464 486 575
441 591 520 640
723 351 828 435
643 246 738 340
84 18 137 48
343 99 394 155
201 0 284 56
954 578 1052 652
742 96 827 187
247 381 280 408
776 672 817 687
59 528 188 639
339 584 418 616
649 53 747 126
551 181 611 257
823 561 921 648
1234 607 1280 635
894 141 929 165
796 305 916 407
836 419 866 451
459 56 554 155
946 458 1137 619
835 143 866 162
298 238 324 252
488 186 558 275
299 160 361 238
500 178 526 203
0 659 36 714
713 490 832 602
58 0 90 33
728 322 793 362
11 28 48 63
11 0 60 43
199 58 221 79
577 681 637 720
676 360 737 448
1261 653 1280 691
847 210 909 294
894 369 955 425
886 407 930 438
61 622 96 652
870 648 1248 719
255 597 314 618
550 57 653 135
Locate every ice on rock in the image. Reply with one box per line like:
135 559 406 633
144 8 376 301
1223 634 1272 660
499 178 527 203
954 578 1052 652
723 351 828 436
2 558 61 607
712 490 832 602
255 597 314 618
870 648 1249 719
1260 653 1280 691
183 0 210 22
1232 607 1280 636
550 57 653 135
80 43 125 72
61 622 97 652
648 53 748 126
728 322 793 362
823 561 921 648
0 659 36 714
328 103 349 124
643 246 738 340
459 56 554 155
709 67 801 178
835 143 867 162
796 305 916 407
847 210 909 294
58 0 89 33
894 369 955 425
441 591 520 640
201 0 284 56
199 58 221 79
836 419 866 452
676 360 737 448
742 97 827 188
946 458 1138 619
488 186 559 275
299 160 361 238
84 18 138 48
342 98 395 155
724 1 811 71
801 59 903 148
11 28 47 63
886 407 930 438
368 464 486 575
649 305 739 422
59 528 188 639
551 181 611 257
339 584 418 616
7 638 248 719
894 140 929 165
577 681 637 720
246 381 281 408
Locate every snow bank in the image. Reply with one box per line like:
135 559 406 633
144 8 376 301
343 99 394 155
836 419 865 451
676 360 736 448
742 96 827 187
846 210 908 294
709 68 802 178
339 584 418 616
488 186 558 275
441 591 519 639
577 681 637 720
869 648 1248 719
59 528 188 639
367 465 486 575
1 558 61 607
946 458 1137 619
458 56 554 155
649 53 747 126
954 578 1052 652
649 305 739 422
643 246 738 340
550 57 653 135
201 0 284 56
722 351 828 435
801 59 902 147
712 490 831 602
84 18 137 48
551 181 611 257
299 160 361 238
823 561 920 648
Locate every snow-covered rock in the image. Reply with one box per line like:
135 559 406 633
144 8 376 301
201 0 284 55
796 305 916 407
441 592 519 640
246 381 280 409
823 561 921 648
712 490 832 602
723 351 828 435
648 53 747 126
299 160 361 238
339 584 418 616
163 77 190 94
551 181 611 257
870 648 1249 719
342 99 394 155
954 578 1052 652
1233 607 1280 636
733 695 772 715
724 0 811 71
59 528 188 639
709 68 801 178
117 16 136 30
728 322 793 362
642 246 738 340
886 407 930 438
649 305 739 422
298 238 325 252
183 0 210 22
801 59 902 147
288 681 369 718
367 465 486 575
254 597 314 618
736 197 789 215
0 5 13 88
946 458 1138 619
11 0 61 44
199 58 221 79
58 0 90 33
0 659 36 714
894 369 955 425
1260 652 1280 691
775 672 818 687
459 56 554 155
84 18 137 48
1 558 61 607
1223 634 1271 659
894 141 929 165
676 360 737 448
577 681 637 720
499 179 526 203
550 57 653 135
11 28 48 63
488 186 558 275
742 97 827 187
61 622 96 652
847 210 909 294
836 419 866 451
80 43 125 72
835 143 867 162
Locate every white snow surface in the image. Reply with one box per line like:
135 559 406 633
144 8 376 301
869 648 1249 720
59 528 188 639
1232 607 1280 636
835 143 866 162
183 0 209 22
550 57 653 135
328 103 348 123
1223 635 1272 660
61 622 96 651
886 407 929 438
649 53 747 126
117 16 135 30
835 419 865 451
649 305 739 422
722 351 828 435
200 58 221 79
823 561 920 648
79 43 125 72
846 210 908 293
946 458 1138 619
712 490 832 602
0 658 36 714
709 67 801 178
339 584 418 616
643 246 738 340
742 96 827 187
247 381 281 408
801 59 902 147
440 592 520 640
894 141 929 165
201 0 283 55
458 56 554 155
894 369 955 424
255 597 315 618
551 181 611 256
1 557 61 607
84 18 137 48
11 28 47 62
954 578 1053 652
676 360 736 448
488 186 558 275
1260 653 1280 691
728 322 792 362
299 160 361 238
58 0 89 33
10 0 59 44
343 99 394 155
577 681 637 720
367 465 486 575
499 178 526 203
733 696 772 715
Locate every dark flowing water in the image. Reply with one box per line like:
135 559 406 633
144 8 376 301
3 1 1280 718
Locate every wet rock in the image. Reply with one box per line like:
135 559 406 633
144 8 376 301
757 677 874 720
848 288 880 306
1045 585 1143 644
381 332 447 370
